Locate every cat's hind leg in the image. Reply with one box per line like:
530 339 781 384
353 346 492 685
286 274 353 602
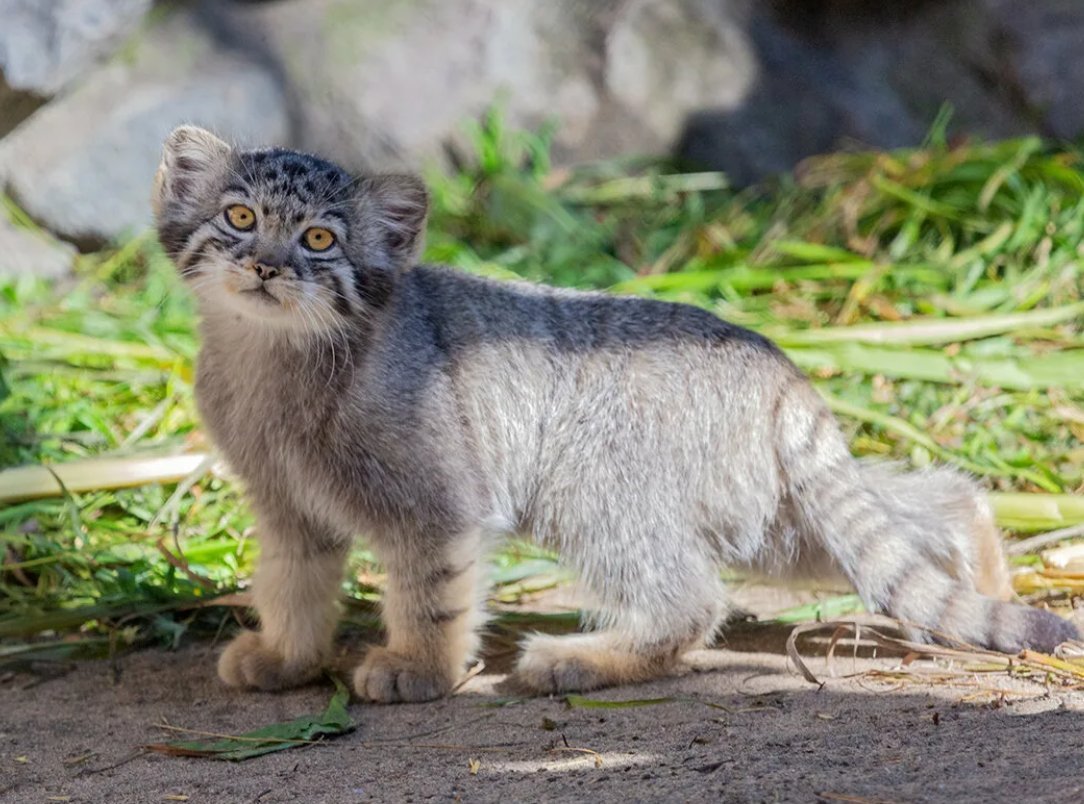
513 531 725 694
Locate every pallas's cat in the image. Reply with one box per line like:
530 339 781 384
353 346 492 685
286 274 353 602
152 126 1077 702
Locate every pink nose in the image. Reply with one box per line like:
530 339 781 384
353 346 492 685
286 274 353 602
253 262 280 280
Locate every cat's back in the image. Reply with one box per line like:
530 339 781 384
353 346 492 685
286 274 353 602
391 265 794 526
399 264 781 362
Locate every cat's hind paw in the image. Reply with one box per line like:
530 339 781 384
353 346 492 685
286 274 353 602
353 647 455 703
217 630 323 691
513 633 682 694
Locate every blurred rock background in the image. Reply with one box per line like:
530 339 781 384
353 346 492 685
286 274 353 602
1 0 1082 274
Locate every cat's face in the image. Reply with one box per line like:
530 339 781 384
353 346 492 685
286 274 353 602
153 126 427 333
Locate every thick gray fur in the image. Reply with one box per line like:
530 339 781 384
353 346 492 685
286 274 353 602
152 126 1079 702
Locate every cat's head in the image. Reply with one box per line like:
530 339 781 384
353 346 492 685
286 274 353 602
152 126 427 332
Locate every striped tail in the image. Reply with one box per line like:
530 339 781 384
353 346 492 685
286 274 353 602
776 384 1079 653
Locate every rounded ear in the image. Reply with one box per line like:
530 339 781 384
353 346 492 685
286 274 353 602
356 174 429 267
152 125 232 216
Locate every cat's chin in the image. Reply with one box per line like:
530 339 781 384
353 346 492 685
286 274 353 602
210 293 338 341
198 284 298 329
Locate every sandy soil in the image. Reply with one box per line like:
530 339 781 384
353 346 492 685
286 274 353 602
3 616 1083 804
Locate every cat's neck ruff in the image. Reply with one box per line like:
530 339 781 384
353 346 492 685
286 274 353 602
197 299 365 362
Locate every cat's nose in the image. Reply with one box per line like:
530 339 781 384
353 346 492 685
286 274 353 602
253 262 280 281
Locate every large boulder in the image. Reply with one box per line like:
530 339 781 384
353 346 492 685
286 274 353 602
676 0 1083 177
0 7 289 248
604 0 756 152
215 0 761 172
214 0 627 171
989 0 1084 139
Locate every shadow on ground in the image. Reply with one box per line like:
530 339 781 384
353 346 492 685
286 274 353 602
2 634 1082 803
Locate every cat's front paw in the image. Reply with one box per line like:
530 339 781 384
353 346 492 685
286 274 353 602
353 647 455 703
217 630 323 691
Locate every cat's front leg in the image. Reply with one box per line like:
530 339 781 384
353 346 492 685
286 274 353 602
218 502 349 691
354 529 487 703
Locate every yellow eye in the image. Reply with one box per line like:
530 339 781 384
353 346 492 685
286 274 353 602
303 227 336 252
225 204 256 231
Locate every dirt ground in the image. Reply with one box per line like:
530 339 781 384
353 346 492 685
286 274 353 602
3 595 1084 804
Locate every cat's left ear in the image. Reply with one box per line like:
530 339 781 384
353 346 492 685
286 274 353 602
356 174 429 267
152 125 232 216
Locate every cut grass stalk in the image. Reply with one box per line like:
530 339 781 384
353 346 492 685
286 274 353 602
773 302 1084 347
559 171 729 204
990 493 1084 532
1006 523 1084 555
0 454 211 504
0 324 178 363
791 343 1084 392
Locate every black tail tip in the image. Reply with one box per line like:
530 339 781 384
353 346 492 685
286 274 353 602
1021 608 1081 654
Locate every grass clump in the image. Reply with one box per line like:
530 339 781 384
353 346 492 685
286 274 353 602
2 113 1083 662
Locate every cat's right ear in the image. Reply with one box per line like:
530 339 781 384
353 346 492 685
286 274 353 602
152 126 232 216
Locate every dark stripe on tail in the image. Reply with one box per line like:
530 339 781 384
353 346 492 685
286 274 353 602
777 387 1080 654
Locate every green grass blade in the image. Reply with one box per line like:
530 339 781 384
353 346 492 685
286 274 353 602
821 392 1059 490
770 594 866 624
564 694 676 709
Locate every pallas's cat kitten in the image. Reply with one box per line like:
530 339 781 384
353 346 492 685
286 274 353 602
153 126 1077 702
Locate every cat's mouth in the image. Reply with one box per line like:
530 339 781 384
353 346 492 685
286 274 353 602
239 285 280 304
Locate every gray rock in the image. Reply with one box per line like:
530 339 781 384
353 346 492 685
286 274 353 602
0 8 289 248
989 0 1084 139
215 0 614 173
0 0 150 134
204 0 768 174
0 215 75 280
0 72 46 139
0 0 150 95
605 0 755 149
674 0 1084 180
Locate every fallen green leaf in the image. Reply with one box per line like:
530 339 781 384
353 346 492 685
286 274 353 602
146 677 354 761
